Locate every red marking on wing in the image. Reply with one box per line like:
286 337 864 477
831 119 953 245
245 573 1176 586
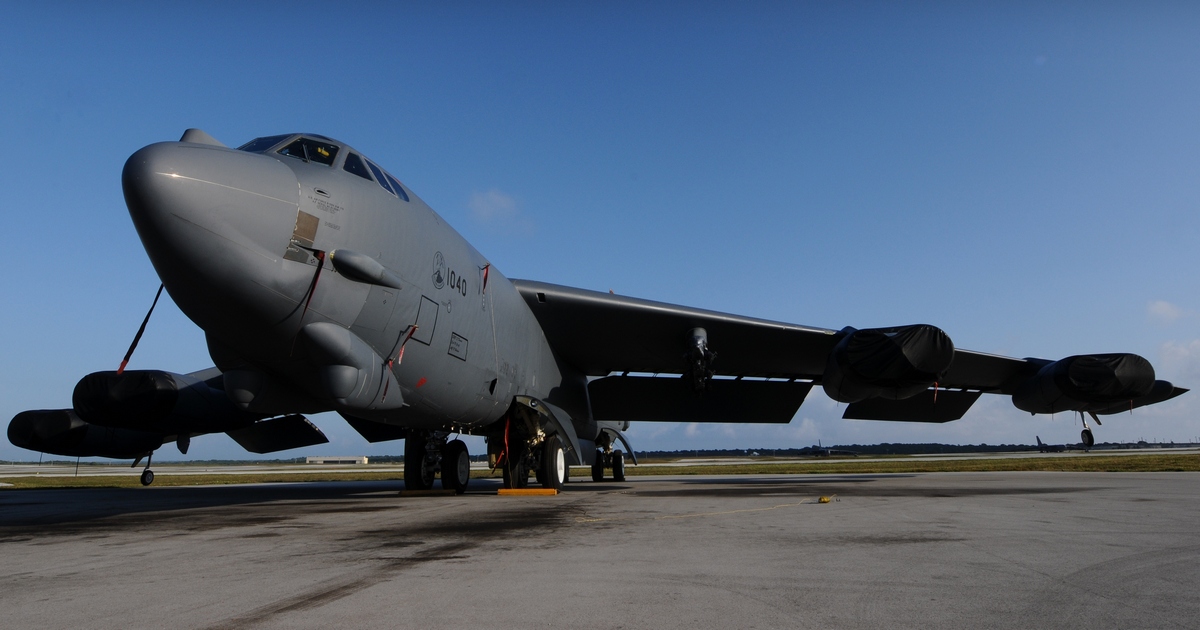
415 377 427 388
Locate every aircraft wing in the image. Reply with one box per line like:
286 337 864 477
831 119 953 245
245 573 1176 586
512 280 1185 424
939 349 1035 393
512 280 1028 386
511 280 840 378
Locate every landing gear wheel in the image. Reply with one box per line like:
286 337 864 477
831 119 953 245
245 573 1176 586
404 435 434 491
441 439 470 495
612 449 626 482
540 436 566 491
140 469 154 486
502 460 529 489
500 440 529 489
591 449 605 482
1081 428 1095 449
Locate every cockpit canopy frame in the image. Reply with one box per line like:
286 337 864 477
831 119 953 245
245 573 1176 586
237 133 410 202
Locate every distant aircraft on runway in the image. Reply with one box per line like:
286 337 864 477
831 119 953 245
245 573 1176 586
1036 436 1069 453
801 441 858 457
7 130 1188 490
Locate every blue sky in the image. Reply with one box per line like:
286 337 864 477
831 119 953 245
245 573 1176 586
2 3 1199 461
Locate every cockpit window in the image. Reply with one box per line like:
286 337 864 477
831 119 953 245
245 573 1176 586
385 172 411 202
237 134 291 153
343 152 373 180
365 160 395 195
277 137 339 166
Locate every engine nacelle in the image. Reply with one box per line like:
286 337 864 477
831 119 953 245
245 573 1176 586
72 370 259 434
822 324 955 403
1091 379 1182 415
223 368 327 415
1011 353 1155 414
8 409 162 459
299 322 405 415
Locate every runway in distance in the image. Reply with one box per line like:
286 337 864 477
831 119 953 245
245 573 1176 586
7 130 1188 491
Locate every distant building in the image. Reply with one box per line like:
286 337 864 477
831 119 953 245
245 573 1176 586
305 456 369 465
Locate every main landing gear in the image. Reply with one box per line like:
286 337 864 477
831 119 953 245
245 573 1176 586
489 403 569 491
534 436 568 490
404 432 470 494
591 449 625 482
589 429 627 482
496 431 568 491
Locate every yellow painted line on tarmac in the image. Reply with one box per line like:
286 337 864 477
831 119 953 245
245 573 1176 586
498 488 559 496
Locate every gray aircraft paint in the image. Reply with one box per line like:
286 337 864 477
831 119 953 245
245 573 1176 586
126 134 581 433
8 129 1186 484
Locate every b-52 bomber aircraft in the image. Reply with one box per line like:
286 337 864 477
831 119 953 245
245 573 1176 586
8 129 1187 490
801 441 859 458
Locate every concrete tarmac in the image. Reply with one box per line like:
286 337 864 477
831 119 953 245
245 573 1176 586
2 472 1198 629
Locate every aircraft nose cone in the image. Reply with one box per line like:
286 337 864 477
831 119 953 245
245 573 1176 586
122 140 300 330
123 141 299 247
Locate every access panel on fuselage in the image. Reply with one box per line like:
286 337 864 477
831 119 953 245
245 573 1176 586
412 295 439 345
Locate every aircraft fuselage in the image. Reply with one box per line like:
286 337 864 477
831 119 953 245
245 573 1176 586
122 133 585 433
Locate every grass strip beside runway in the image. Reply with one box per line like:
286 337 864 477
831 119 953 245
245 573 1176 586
1 453 1199 489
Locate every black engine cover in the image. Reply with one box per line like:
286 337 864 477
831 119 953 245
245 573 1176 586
72 370 258 434
822 324 955 403
8 409 162 459
1011 353 1155 414
73 370 179 432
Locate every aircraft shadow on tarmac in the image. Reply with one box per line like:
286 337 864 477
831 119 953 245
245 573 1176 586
0 481 410 529
0 474 1101 534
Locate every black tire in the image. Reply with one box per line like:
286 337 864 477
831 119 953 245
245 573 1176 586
612 449 625 482
404 435 434 491
140 469 154 486
1081 429 1095 449
441 439 470 494
540 436 566 491
591 449 605 482
502 453 529 489
501 439 530 489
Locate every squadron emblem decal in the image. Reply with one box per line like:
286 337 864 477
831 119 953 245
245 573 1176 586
432 251 468 296
432 251 446 289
